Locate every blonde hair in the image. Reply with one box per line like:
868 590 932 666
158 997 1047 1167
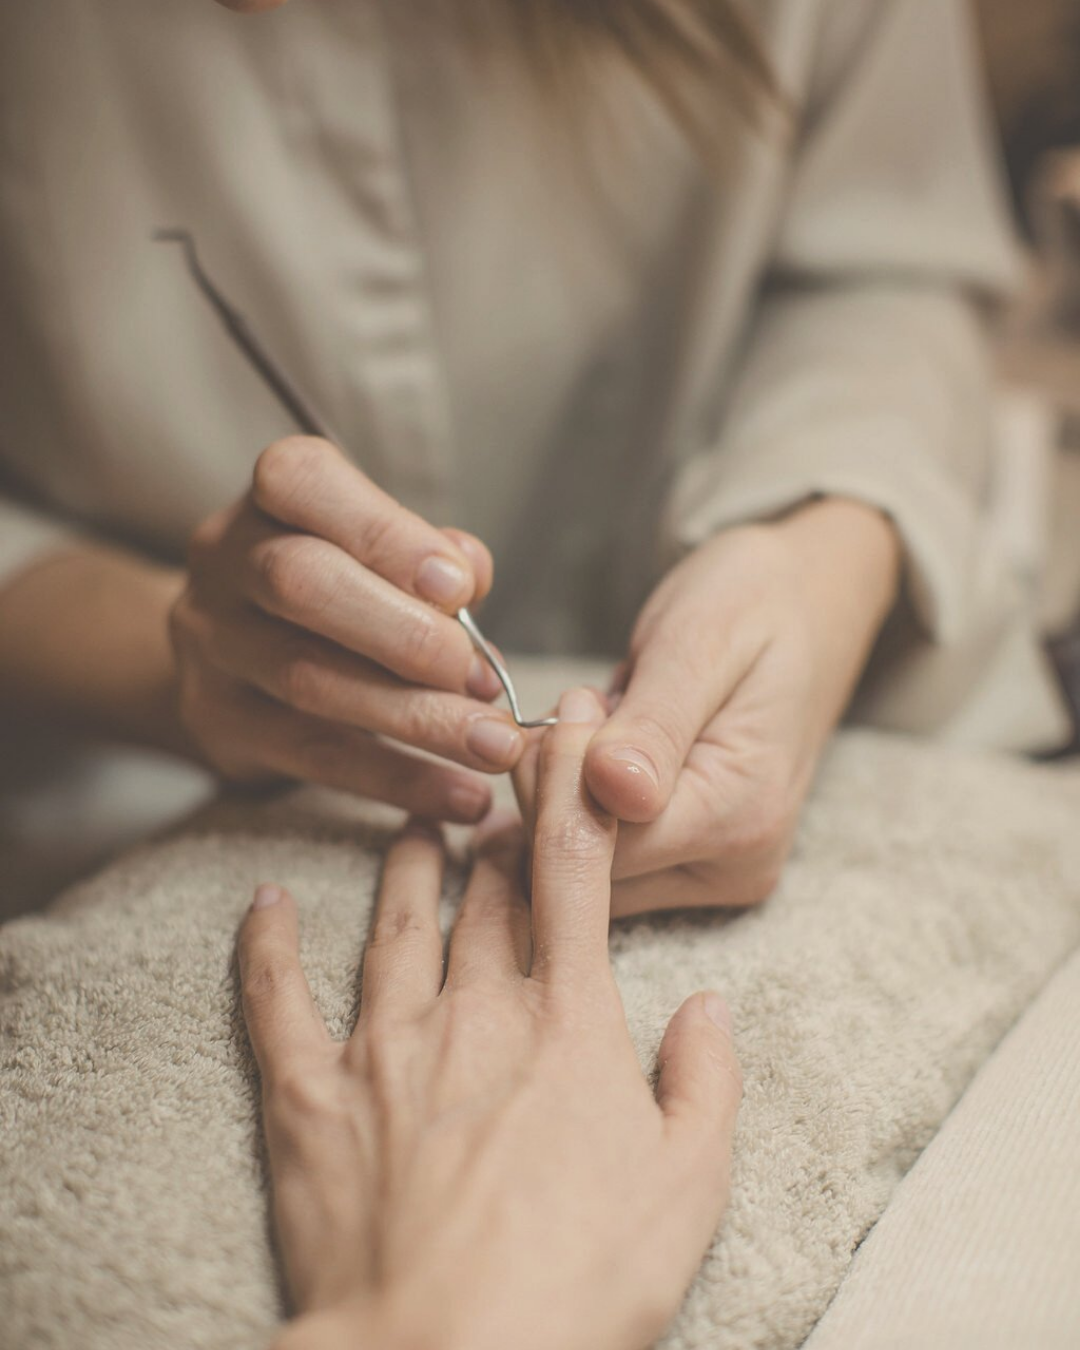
470 0 783 144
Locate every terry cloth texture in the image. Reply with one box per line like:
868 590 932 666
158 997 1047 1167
804 941 1080 1350
2 674 1079 1349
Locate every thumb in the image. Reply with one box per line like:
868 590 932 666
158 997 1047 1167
584 630 739 822
656 992 742 1138
441 527 494 605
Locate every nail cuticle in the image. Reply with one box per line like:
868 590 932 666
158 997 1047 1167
466 715 523 766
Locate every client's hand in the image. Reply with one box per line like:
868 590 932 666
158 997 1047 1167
239 687 742 1350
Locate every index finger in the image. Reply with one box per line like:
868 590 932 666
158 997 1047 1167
238 884 330 1083
528 688 617 985
251 437 490 612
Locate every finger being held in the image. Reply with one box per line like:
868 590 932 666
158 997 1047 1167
239 883 330 1083
528 688 618 984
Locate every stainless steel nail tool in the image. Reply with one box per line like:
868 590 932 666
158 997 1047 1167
156 228 556 730
457 608 558 729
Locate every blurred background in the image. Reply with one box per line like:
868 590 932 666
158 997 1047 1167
975 0 1080 752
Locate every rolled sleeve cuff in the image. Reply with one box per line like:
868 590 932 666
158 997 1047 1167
666 429 1001 647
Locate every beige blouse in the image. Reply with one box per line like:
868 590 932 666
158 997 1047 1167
0 0 1070 905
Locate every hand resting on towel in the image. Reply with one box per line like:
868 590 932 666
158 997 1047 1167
239 688 742 1350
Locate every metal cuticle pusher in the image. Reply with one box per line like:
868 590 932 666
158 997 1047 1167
457 608 558 729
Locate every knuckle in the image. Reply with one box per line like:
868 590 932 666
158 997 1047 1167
255 535 325 614
276 648 330 715
353 504 407 571
442 985 513 1043
398 612 450 679
395 690 458 749
729 796 791 862
242 953 291 1016
252 436 331 515
369 906 429 953
533 813 608 868
269 1066 336 1120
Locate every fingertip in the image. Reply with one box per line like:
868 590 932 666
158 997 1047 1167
401 816 446 844
583 741 665 823
386 817 448 871
557 686 606 726
245 884 298 931
251 882 284 912
534 688 608 790
658 990 743 1129
471 806 525 855
442 528 494 604
700 991 733 1036
445 780 494 825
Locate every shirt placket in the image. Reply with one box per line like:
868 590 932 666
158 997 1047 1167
293 0 456 525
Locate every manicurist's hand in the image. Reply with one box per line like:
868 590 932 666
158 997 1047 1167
239 688 742 1350
170 437 523 823
516 499 901 916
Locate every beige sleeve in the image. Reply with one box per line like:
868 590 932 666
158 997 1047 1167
669 0 1022 645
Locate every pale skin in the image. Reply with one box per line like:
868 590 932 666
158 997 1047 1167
241 688 742 1350
0 0 902 910
0 435 899 909
0 4 893 1340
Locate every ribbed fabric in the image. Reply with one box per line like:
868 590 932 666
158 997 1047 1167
804 946 1080 1350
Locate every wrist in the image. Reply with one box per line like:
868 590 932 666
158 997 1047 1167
0 543 193 757
771 495 902 624
766 495 902 730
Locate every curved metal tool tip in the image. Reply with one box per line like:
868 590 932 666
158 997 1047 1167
457 608 558 729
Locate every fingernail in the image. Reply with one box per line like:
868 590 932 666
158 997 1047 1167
605 746 659 788
416 555 470 607
448 781 491 823
467 653 502 700
252 883 283 911
559 687 604 724
466 715 523 766
702 992 733 1033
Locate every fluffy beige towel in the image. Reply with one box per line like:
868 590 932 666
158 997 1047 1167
2 666 1080 1350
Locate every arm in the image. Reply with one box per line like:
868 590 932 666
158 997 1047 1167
669 0 1019 646
0 542 190 755
535 0 1023 915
